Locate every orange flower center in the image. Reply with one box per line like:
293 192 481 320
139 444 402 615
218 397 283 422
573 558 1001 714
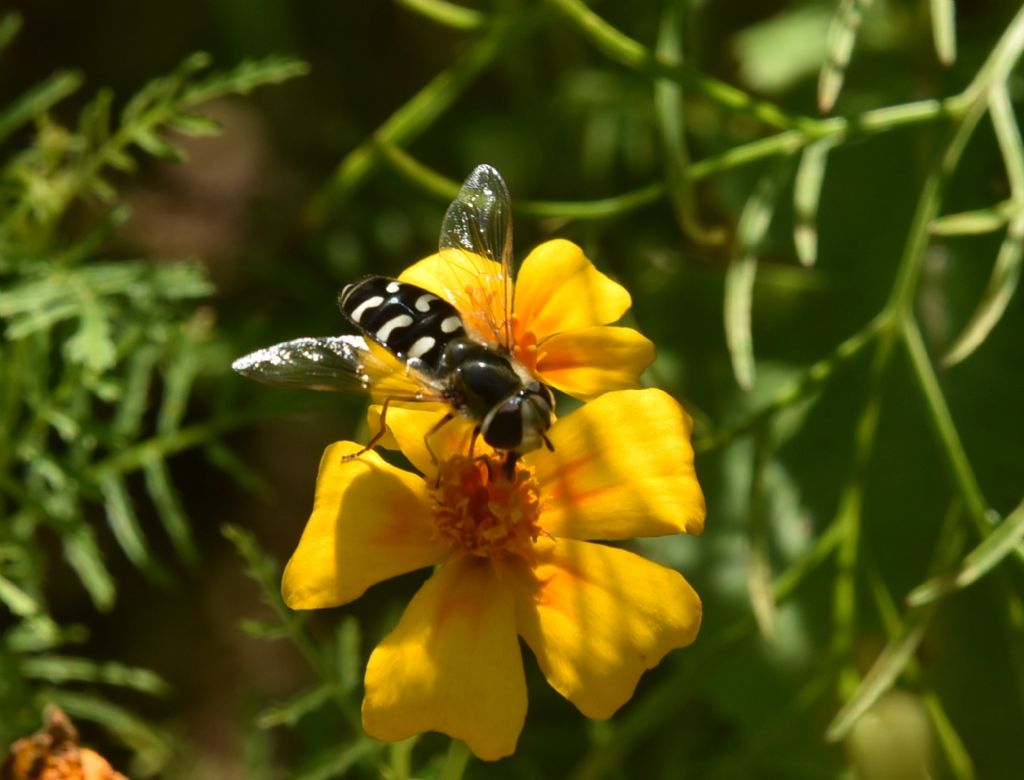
431 454 546 563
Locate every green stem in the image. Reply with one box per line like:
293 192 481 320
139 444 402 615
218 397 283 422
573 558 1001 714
392 0 486 30
438 739 471 780
830 331 891 700
307 17 528 225
545 0 813 132
377 141 665 219
88 414 257 479
695 313 886 453
900 320 992 531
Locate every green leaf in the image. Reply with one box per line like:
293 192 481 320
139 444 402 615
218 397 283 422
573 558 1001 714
746 432 777 640
929 0 957 66
656 3 724 246
22 655 170 695
0 11 23 54
257 684 333 729
78 88 113 146
113 344 161 440
907 498 1024 606
65 293 116 372
818 0 875 113
942 213 1024 367
142 456 198 565
62 525 116 611
98 473 168 582
132 126 184 160
930 199 1021 236
240 619 291 640
725 164 790 390
292 740 379 780
157 336 202 435
183 54 310 105
0 573 39 617
205 441 271 497
732 5 832 94
826 601 935 741
166 112 222 136
943 86 1024 367
793 138 836 267
393 0 485 30
0 70 82 143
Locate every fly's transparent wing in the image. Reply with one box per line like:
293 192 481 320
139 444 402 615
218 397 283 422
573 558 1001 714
231 335 445 402
438 164 514 350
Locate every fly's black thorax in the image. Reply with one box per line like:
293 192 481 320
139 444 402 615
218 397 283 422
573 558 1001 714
338 276 467 376
440 339 523 419
442 338 555 453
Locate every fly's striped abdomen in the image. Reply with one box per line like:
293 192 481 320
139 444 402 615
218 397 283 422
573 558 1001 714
338 277 466 375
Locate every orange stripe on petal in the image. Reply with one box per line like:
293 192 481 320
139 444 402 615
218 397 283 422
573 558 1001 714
525 389 706 540
511 538 701 719
362 555 526 761
281 442 449 609
535 326 654 400
514 240 631 339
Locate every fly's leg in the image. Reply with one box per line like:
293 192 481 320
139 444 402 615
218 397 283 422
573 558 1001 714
502 451 521 479
424 412 456 485
341 397 393 462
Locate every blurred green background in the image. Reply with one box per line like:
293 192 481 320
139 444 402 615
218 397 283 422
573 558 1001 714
1 1 1023 778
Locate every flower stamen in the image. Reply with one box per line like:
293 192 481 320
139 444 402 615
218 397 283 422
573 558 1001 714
431 454 545 564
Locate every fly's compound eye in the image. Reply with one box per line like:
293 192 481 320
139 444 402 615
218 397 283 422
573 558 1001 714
481 398 523 451
517 390 554 452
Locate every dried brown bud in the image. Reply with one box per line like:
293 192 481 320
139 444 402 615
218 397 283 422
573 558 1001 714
1 706 127 780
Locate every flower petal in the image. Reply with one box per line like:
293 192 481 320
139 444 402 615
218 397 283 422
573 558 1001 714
525 388 705 540
368 403 481 478
282 442 450 609
362 555 527 761
399 252 496 302
514 240 631 338
535 326 655 400
398 252 505 344
511 538 701 719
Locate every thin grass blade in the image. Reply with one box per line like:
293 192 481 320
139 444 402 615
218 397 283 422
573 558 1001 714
63 524 116 611
0 70 83 144
143 455 198 565
747 432 777 639
818 0 875 113
258 684 333 729
929 0 957 66
943 84 1024 367
931 199 1021 236
99 473 169 582
907 498 1024 607
0 573 38 616
725 165 789 390
943 213 1024 367
393 0 485 30
656 3 724 246
793 138 836 266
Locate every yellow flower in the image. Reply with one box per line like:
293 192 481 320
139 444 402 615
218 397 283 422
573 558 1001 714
282 388 705 760
399 238 655 400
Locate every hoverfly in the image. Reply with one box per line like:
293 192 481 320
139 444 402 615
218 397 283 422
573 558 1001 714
232 165 555 472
